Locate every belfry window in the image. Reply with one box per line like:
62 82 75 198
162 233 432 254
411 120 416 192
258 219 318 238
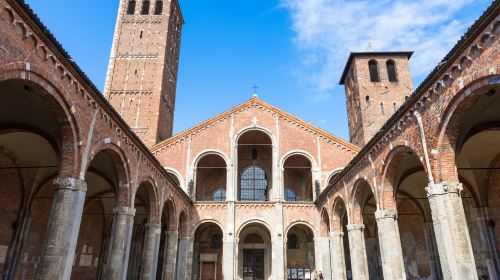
154 1 163 15
386 59 398 82
368 60 380 82
127 1 136 14
240 165 268 201
141 1 150 15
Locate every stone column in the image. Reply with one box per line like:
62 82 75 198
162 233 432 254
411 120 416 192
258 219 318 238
474 207 500 279
184 238 195 280
330 231 347 280
423 221 443 279
176 236 189 279
316 236 332 279
272 236 285 280
375 209 406 279
164 231 178 280
347 224 369 280
36 177 86 279
426 181 477 279
272 202 285 279
140 223 161 280
105 206 136 280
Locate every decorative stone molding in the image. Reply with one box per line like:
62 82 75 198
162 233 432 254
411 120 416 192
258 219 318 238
425 181 463 197
375 209 398 220
112 206 136 216
53 177 87 192
145 223 162 229
346 224 365 231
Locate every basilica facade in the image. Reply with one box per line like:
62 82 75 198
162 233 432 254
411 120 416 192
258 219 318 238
0 0 499 280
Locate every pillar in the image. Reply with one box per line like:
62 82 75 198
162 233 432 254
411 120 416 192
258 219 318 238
347 224 369 280
272 202 285 279
330 231 347 280
423 221 443 279
426 181 477 279
105 206 136 280
176 236 189 279
223 238 236 279
475 207 500 279
375 209 406 279
316 236 332 279
37 177 87 279
164 231 178 279
140 223 161 279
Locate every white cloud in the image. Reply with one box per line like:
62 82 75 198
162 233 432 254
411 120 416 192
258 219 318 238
280 0 482 100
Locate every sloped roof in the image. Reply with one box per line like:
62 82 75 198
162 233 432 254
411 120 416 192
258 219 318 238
150 97 360 153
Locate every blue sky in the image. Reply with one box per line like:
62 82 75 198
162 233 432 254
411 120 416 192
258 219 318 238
25 0 491 141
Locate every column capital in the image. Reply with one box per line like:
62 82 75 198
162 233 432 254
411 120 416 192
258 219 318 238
112 206 136 216
145 222 162 229
53 177 87 192
346 223 364 232
330 231 344 238
425 181 463 197
375 209 398 220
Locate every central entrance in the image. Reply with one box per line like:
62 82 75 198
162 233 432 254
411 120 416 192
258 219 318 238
243 250 264 280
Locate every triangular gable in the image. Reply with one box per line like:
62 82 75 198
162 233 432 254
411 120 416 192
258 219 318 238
150 97 360 153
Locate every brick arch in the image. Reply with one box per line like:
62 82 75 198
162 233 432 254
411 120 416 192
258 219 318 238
192 149 230 170
324 168 344 188
350 177 376 224
284 221 317 239
331 196 348 231
0 65 81 177
160 198 176 230
86 142 131 206
191 219 225 239
134 177 160 223
379 144 427 210
178 210 188 237
433 75 499 182
235 126 275 145
320 207 330 237
236 218 273 239
280 150 318 169
163 167 184 189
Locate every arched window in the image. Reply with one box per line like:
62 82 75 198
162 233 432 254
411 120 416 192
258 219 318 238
212 188 226 201
154 1 163 15
386 59 398 82
141 0 150 15
365 95 370 103
368 60 380 82
288 234 299 249
380 102 385 115
127 1 136 14
240 165 267 201
284 188 296 201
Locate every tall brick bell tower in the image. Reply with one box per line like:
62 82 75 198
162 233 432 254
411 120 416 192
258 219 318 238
105 0 183 146
340 52 414 147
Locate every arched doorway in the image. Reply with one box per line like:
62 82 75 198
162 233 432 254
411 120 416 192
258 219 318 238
0 78 75 278
283 155 313 201
127 181 157 279
286 224 315 280
237 130 272 201
238 222 272 280
176 211 188 279
449 83 500 278
71 148 127 279
192 222 224 280
382 147 439 279
196 154 227 201
157 200 175 279
351 179 382 279
332 197 350 279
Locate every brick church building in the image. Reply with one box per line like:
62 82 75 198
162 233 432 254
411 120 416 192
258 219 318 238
0 0 499 279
